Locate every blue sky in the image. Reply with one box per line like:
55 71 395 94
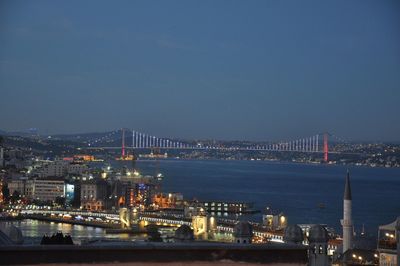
0 1 399 141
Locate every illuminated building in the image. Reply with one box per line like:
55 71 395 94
153 192 183 209
73 155 95 162
263 207 287 230
124 183 156 209
378 218 399 266
64 184 75 205
7 177 64 202
118 174 161 209
80 180 107 211
30 179 65 202
7 178 28 196
201 201 256 215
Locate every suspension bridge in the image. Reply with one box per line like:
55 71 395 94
83 129 353 162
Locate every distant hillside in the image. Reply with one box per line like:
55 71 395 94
0 129 37 137
53 131 116 142
2 135 81 156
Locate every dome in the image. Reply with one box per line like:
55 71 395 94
0 225 23 245
308 225 329 243
233 221 253 238
175 225 194 241
0 230 13 246
283 224 303 244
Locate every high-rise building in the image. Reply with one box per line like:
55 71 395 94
341 171 353 253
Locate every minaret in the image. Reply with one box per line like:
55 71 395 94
341 170 353 253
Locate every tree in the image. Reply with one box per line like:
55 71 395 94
55 196 65 207
146 224 163 242
2 183 10 201
10 190 21 203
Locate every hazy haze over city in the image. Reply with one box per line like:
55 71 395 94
1 0 399 141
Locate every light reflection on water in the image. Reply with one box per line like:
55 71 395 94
0 219 142 244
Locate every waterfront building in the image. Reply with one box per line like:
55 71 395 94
341 171 353 254
263 207 287 230
8 177 65 202
201 201 255 215
24 179 34 199
80 179 107 211
117 174 161 210
30 178 65 202
123 182 155 209
7 177 30 197
153 192 183 209
184 202 205 218
377 217 399 266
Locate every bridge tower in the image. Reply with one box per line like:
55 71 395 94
121 128 125 158
323 133 328 162
119 207 131 228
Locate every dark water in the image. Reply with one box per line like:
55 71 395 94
0 219 143 244
3 160 399 240
128 159 400 235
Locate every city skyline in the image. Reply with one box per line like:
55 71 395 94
1 1 400 141
1 2 399 265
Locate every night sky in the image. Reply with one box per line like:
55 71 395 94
1 1 399 141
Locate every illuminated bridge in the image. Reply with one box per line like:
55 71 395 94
19 209 284 243
84 129 353 162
